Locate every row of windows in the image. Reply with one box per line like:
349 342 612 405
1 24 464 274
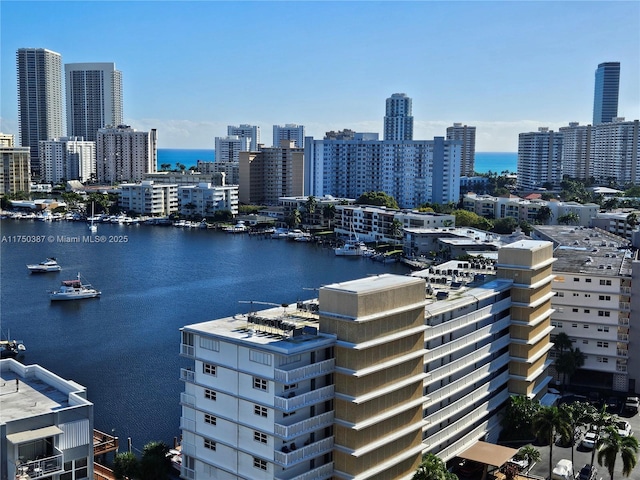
567 278 613 286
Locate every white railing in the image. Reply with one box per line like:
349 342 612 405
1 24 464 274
180 368 195 382
619 316 630 326
617 349 628 357
180 392 195 407
274 359 335 383
181 344 195 357
425 298 511 340
275 462 334 480
273 437 334 467
16 453 63 478
274 411 334 439
274 385 334 411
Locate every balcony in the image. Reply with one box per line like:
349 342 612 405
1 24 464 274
180 368 195 382
274 385 334 411
273 436 334 467
617 349 628 357
16 452 63 479
275 462 334 480
619 315 630 326
274 411 334 439
180 343 195 357
274 359 334 384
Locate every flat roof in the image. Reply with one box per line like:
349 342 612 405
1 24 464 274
321 273 422 295
458 441 518 467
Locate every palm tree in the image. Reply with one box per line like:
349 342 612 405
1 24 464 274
560 401 596 472
597 429 639 480
555 347 585 390
590 406 613 467
532 405 572 480
305 195 317 224
322 203 335 229
514 444 541 471
287 208 301 229
412 453 458 480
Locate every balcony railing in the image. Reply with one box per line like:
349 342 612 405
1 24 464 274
17 453 63 478
180 368 195 382
618 334 629 342
180 392 195 407
274 411 334 439
619 316 630 326
617 349 628 357
274 385 334 411
274 359 334 384
273 437 334 467
275 462 334 480
180 344 195 357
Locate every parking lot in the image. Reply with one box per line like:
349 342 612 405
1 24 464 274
524 399 640 480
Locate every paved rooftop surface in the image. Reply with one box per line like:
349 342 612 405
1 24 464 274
0 371 70 423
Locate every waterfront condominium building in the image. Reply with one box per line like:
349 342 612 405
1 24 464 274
178 182 239 217
273 124 305 148
0 359 95 480
558 122 591 180
197 160 240 186
446 123 476 176
384 93 413 141
304 135 461 209
589 118 639 186
215 136 250 163
39 137 96 183
96 125 157 183
593 62 620 125
238 140 304 205
118 180 178 216
516 127 563 191
16 48 64 178
65 63 123 142
0 145 31 195
178 240 555 479
227 124 260 152
532 226 638 392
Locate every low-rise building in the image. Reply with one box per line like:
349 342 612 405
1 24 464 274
119 180 178 216
0 359 94 480
144 170 226 187
178 183 239 217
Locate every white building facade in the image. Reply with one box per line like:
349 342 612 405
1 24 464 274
39 137 96 183
517 127 563 191
273 124 305 148
227 125 260 152
65 62 123 142
96 125 157 183
179 183 239 217
118 180 178 216
304 136 461 208
215 136 249 163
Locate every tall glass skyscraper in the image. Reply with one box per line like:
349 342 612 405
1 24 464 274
593 62 620 125
384 93 413 141
16 48 64 177
65 63 123 142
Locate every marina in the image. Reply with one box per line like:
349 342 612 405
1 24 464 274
0 217 409 450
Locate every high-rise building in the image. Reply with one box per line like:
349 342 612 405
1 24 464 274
559 122 592 180
593 62 620 125
214 136 249 163
96 125 157 183
446 123 476 176
273 124 305 148
384 93 413 141
16 48 64 177
516 127 563 191
39 137 96 183
304 135 461 208
227 124 260 152
239 140 304 205
65 63 123 142
0 145 31 195
589 118 639 186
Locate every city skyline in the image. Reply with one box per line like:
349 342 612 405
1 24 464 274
1 1 639 152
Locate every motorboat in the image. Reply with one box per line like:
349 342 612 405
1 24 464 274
335 242 368 256
27 258 62 273
50 273 101 301
0 339 26 359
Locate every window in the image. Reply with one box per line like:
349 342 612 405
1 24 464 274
574 278 580 282
573 293 579 297
583 325 589 329
204 389 216 400
204 414 216 425
586 278 592 283
600 279 612 286
283 410 297 417
200 337 219 351
597 357 609 363
203 363 216 375
597 341 609 348
253 457 267 471
585 294 591 298
597 326 610 332
254 431 268 444
599 295 611 301
284 383 298 391
557 292 565 297
572 308 579 313
204 438 216 451
253 377 268 391
598 311 611 317
583 340 588 344
584 309 590 314
254 405 268 417
572 323 578 328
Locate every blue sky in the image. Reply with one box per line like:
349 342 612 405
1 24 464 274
1 1 638 151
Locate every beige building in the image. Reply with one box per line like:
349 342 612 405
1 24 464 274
239 140 304 205
1 145 31 195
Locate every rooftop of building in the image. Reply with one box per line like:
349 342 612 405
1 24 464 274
0 359 90 423
533 225 635 276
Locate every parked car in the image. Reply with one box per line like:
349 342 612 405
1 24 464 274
577 464 598 480
606 396 621 413
551 459 574 480
624 396 639 415
581 431 598 450
616 420 632 437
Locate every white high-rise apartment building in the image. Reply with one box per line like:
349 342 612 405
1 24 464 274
273 124 304 148
516 127 563 191
227 124 260 152
39 137 96 183
65 63 123 142
559 122 591 180
96 125 157 183
384 93 413 141
214 136 249 163
590 118 640 186
178 241 555 479
304 136 461 208
446 123 476 176
16 48 64 177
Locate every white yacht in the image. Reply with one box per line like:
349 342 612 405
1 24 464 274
27 258 62 273
50 273 101 301
334 242 367 256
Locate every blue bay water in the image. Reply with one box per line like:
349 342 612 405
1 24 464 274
0 220 408 452
157 149 517 175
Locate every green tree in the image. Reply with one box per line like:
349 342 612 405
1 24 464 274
500 395 540 440
532 406 571 480
626 213 638 229
555 347 585 389
287 209 302 228
624 185 640 197
535 205 553 224
560 401 596 471
305 195 317 224
492 216 519 234
412 453 458 480
322 203 336 228
355 191 399 209
514 444 541 470
138 441 172 480
590 406 613 467
597 429 639 480
558 212 580 225
390 218 403 244
113 451 139 480
160 163 171 171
